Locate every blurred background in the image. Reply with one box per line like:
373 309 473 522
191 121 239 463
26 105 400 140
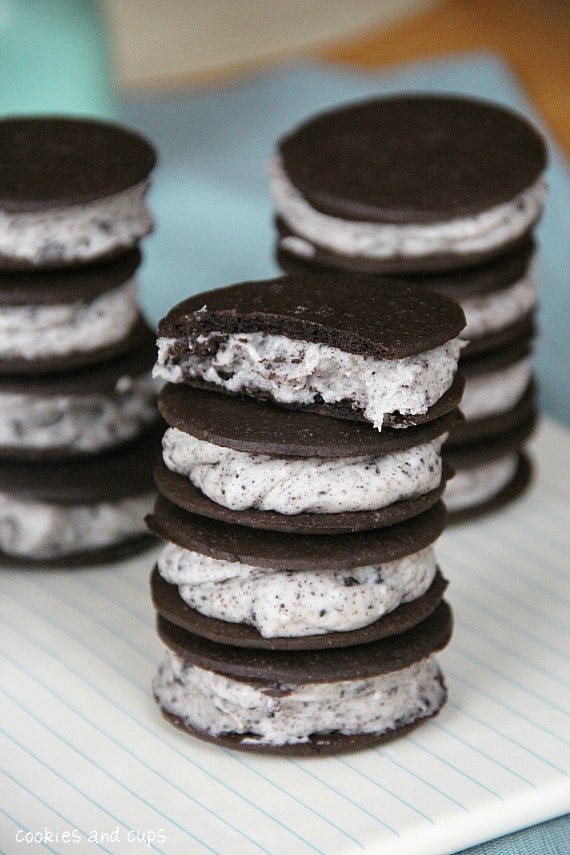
103 0 569 157
0 0 568 155
0 0 568 430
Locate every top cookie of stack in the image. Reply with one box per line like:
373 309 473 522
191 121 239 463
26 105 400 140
0 116 160 565
271 94 548 519
271 94 546 274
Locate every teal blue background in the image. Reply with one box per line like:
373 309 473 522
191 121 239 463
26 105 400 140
0 0 116 118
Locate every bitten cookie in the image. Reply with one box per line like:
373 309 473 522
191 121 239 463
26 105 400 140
155 384 456 533
153 601 453 755
0 117 155 268
148 496 448 649
154 273 465 431
270 94 547 273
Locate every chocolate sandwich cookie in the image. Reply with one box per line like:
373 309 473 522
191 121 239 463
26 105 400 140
444 410 536 520
155 384 456 534
449 339 535 445
153 600 452 754
154 273 465 431
0 117 155 269
148 495 448 649
0 250 146 373
0 323 159 459
279 233 538 359
0 425 162 565
270 94 547 274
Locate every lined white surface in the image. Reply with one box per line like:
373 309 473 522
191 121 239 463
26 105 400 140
1 416 569 855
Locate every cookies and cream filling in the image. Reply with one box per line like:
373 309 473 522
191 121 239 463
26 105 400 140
153 652 446 746
0 279 139 360
461 357 531 421
444 454 519 512
162 429 447 515
158 542 437 637
269 156 546 260
0 375 157 453
0 491 154 559
459 274 537 341
0 182 152 265
155 331 462 431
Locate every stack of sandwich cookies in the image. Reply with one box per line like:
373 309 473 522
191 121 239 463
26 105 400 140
271 94 548 519
149 273 464 753
0 116 159 564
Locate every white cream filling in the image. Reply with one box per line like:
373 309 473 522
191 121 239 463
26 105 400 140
269 156 546 260
153 652 446 745
0 181 152 264
0 491 154 559
162 429 446 515
0 279 139 360
461 358 531 421
0 375 157 452
158 543 437 637
445 454 519 512
154 332 462 431
460 275 537 341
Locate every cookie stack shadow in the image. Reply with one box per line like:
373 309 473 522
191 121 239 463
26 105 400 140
271 94 549 521
148 273 465 753
0 116 161 566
